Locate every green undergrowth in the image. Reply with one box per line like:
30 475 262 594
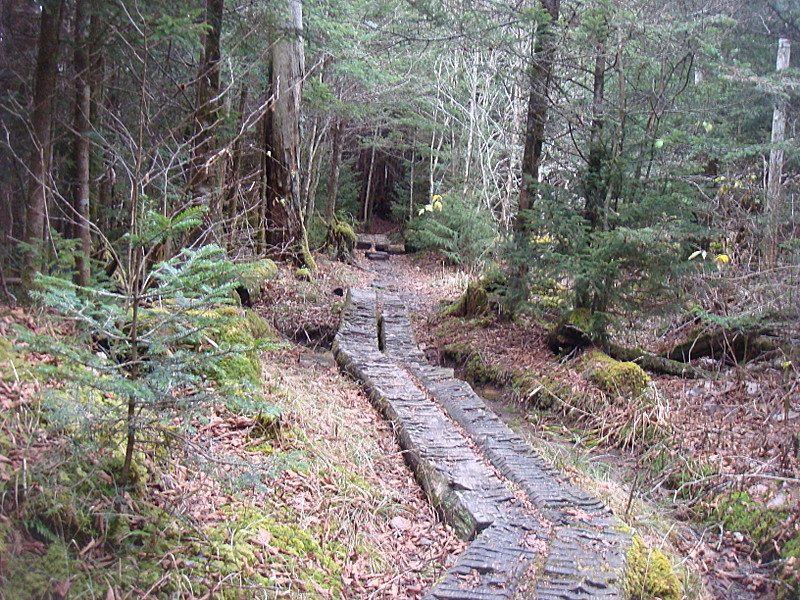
1 302 426 598
703 491 799 597
439 321 670 451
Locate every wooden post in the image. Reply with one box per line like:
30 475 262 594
763 38 790 269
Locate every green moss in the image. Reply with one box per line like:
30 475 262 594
237 258 278 304
4 540 74 598
333 221 357 246
465 354 508 385
296 267 313 281
443 282 488 317
298 237 318 273
442 342 473 363
584 351 650 397
779 536 800 599
199 306 266 387
711 491 789 554
244 309 276 340
625 535 682 600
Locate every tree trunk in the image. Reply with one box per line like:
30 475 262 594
324 119 344 224
190 0 224 204
224 84 248 236
515 0 559 233
763 38 790 270
73 0 91 286
583 39 608 233
362 130 377 224
265 0 311 267
21 0 63 299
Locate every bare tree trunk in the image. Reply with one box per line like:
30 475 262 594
190 0 224 216
362 130 377 224
515 0 559 233
763 38 790 269
583 32 608 233
73 0 91 286
324 119 344 223
224 84 248 233
265 0 311 267
21 0 63 299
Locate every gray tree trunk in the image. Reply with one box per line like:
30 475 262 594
763 38 790 269
73 0 91 286
265 0 309 265
515 0 559 233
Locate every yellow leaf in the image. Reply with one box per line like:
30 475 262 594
714 254 730 264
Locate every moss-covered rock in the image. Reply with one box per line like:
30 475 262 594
625 535 682 600
296 267 312 281
582 351 650 397
546 308 595 354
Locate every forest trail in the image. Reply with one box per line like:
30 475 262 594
334 254 632 598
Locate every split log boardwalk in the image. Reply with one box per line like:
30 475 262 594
334 288 632 600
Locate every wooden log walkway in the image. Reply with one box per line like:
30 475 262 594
334 288 632 600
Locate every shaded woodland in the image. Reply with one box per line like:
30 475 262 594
1 0 799 598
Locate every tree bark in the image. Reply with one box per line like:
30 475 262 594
763 38 790 269
324 119 344 224
190 0 224 204
515 0 559 233
21 0 63 299
265 0 310 266
73 0 91 286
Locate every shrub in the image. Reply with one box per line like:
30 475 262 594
406 193 496 269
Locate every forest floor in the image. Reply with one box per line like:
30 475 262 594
387 254 799 600
1 248 797 599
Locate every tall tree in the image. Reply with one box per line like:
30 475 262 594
72 0 91 286
516 0 560 233
21 0 63 298
762 37 791 269
265 0 314 268
190 0 224 202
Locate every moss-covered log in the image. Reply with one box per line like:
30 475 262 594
663 327 779 364
607 343 710 379
548 309 712 378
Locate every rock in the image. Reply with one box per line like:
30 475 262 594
390 516 412 531
766 492 788 510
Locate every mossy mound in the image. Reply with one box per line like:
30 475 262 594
442 343 509 387
443 282 489 318
296 267 313 281
237 258 278 304
200 306 275 388
582 351 650 398
625 535 683 600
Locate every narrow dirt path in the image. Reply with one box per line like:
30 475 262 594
334 262 633 599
